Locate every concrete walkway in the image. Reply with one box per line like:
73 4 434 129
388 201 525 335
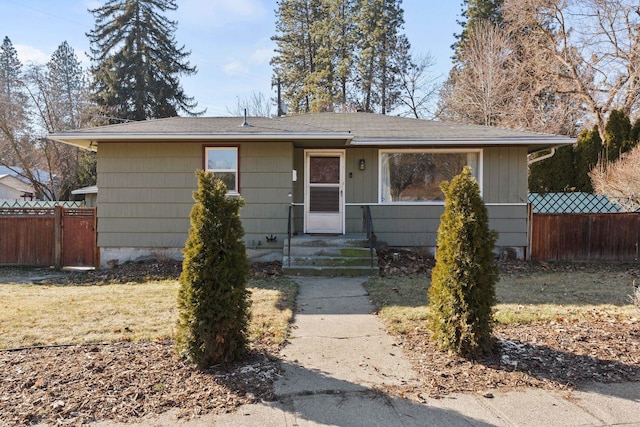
100 276 640 426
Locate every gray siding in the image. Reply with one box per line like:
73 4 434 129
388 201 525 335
482 146 528 203
240 141 293 248
97 143 199 250
97 141 294 253
97 142 529 259
345 147 378 203
345 204 528 248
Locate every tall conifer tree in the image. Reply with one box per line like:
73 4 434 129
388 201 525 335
38 42 96 199
87 0 201 122
272 0 412 114
0 36 41 195
355 0 410 114
272 0 321 113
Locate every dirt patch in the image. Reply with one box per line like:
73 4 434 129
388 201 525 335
387 319 640 401
0 341 278 426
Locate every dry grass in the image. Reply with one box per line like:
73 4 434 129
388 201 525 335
364 269 638 334
0 277 297 350
248 277 298 346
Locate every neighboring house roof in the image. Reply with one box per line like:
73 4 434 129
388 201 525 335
0 174 35 194
528 192 623 213
0 166 51 185
49 113 575 154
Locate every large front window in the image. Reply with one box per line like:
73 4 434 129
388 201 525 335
379 149 481 203
205 147 238 194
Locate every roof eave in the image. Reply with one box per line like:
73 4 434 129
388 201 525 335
348 137 575 153
49 131 355 151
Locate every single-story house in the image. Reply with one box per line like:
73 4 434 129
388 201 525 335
49 113 574 268
0 172 35 201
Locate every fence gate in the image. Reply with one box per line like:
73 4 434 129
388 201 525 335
0 206 97 268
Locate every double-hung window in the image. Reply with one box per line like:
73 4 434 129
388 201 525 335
205 147 239 194
379 149 481 203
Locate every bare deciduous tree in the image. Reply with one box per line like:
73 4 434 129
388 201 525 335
226 92 274 118
395 52 440 119
502 0 640 141
590 145 640 212
438 22 517 126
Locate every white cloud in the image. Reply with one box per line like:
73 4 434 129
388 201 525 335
15 44 49 65
222 59 249 76
249 47 274 65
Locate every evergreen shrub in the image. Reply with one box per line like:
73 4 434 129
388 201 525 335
427 166 498 357
175 170 250 368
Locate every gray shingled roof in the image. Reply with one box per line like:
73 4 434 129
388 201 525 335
49 112 574 152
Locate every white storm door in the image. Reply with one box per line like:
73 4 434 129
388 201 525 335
305 151 345 234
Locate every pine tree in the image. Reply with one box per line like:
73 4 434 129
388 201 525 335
355 0 411 114
38 42 97 199
87 0 201 122
271 0 412 114
272 0 321 113
427 166 498 357
46 41 89 130
452 0 503 62
0 36 45 197
0 36 28 136
175 170 251 368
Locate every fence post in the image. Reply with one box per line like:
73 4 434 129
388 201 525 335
527 203 533 261
54 205 63 269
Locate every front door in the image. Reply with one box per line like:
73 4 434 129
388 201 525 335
305 150 344 234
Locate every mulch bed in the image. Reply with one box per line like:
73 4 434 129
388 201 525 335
0 342 278 426
1 254 639 425
388 319 640 401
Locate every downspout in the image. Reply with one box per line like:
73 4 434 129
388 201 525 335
527 146 559 165
527 145 562 261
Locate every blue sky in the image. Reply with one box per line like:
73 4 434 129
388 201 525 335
0 0 461 116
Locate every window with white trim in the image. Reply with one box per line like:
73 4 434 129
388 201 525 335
379 149 481 203
205 147 239 194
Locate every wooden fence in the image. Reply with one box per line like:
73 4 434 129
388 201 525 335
530 212 640 261
0 206 97 268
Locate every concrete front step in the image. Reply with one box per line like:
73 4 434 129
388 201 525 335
282 234 379 276
284 235 371 248
283 245 373 257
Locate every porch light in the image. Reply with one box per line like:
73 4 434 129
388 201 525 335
359 159 366 170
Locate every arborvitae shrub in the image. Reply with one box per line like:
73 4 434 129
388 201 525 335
175 170 250 368
427 166 498 357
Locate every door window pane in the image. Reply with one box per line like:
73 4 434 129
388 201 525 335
310 157 340 184
310 187 340 212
